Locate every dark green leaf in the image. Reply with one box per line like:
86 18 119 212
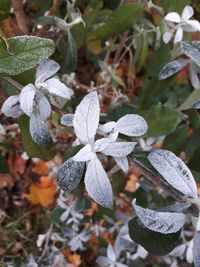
18 115 56 161
0 36 55 76
0 0 10 21
139 105 182 137
88 3 143 41
128 216 181 255
66 31 77 73
160 0 190 13
63 145 84 161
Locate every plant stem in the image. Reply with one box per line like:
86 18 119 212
1 76 23 91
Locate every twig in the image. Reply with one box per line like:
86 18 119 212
1 76 23 91
130 158 199 217
11 0 28 33
38 223 53 263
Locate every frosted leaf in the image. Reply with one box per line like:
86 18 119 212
116 114 148 137
102 142 136 157
73 91 100 144
181 42 200 67
35 59 60 84
61 114 74 126
48 94 67 109
174 28 183 43
193 231 200 267
73 144 96 162
29 111 52 145
159 60 189 80
98 121 116 134
193 99 200 109
35 92 51 120
57 158 85 192
85 157 113 208
41 78 74 99
196 216 200 231
114 157 129 174
132 200 186 234
165 12 181 23
189 63 200 89
107 244 116 261
186 240 193 264
182 5 194 20
148 149 198 200
1 95 23 118
19 84 36 116
94 138 111 152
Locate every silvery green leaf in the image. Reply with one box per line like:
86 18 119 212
1 95 23 118
116 114 148 137
57 158 85 192
107 244 116 261
35 92 51 120
73 91 100 144
98 121 116 134
102 142 136 157
193 231 200 267
19 84 36 116
61 114 74 126
35 59 60 85
186 240 193 264
94 138 111 152
181 41 200 67
132 200 186 234
148 149 198 200
73 144 96 162
193 99 200 109
189 63 200 89
41 78 74 99
48 94 67 108
29 111 52 145
159 59 189 80
85 157 113 208
114 156 129 174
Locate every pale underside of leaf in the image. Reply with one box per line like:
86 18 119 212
114 156 129 173
73 144 96 162
133 200 186 234
102 142 136 157
84 157 113 208
148 149 198 200
181 41 200 67
116 114 148 137
57 158 85 192
35 92 51 121
1 95 23 118
193 231 200 267
159 59 189 80
19 84 36 116
35 59 60 84
73 91 100 145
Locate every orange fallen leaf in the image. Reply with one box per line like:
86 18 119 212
32 161 51 176
62 248 81 266
26 176 57 207
125 173 138 193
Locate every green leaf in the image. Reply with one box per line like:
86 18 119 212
178 89 200 111
163 125 189 154
63 145 84 161
18 115 56 161
0 0 10 21
139 105 182 137
160 0 190 13
88 3 143 41
0 154 9 173
66 31 77 73
128 216 181 256
0 36 55 76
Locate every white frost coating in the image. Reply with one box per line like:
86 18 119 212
181 42 200 67
159 59 189 80
116 114 148 137
73 91 100 144
94 138 111 152
73 144 96 162
148 149 198 200
41 78 74 99
102 142 136 157
19 84 36 116
35 59 60 84
85 157 113 208
98 121 116 134
61 114 74 126
193 99 200 109
193 231 200 267
132 200 186 234
35 93 51 121
1 95 23 118
114 156 129 174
